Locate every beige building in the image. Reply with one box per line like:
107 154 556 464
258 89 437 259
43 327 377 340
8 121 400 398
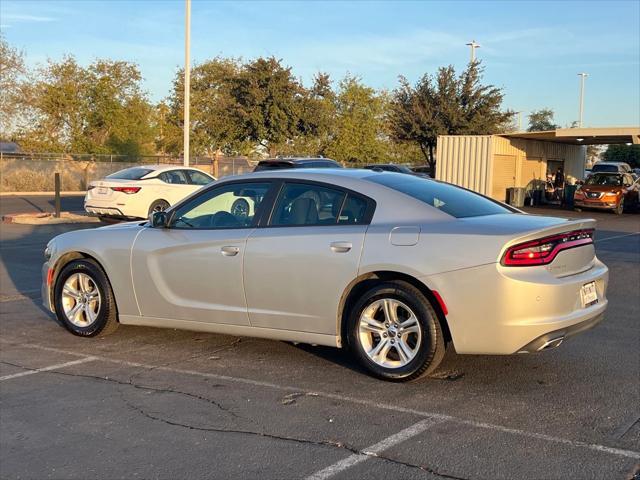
436 127 640 202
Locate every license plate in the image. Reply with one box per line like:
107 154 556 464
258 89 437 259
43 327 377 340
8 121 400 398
581 281 598 307
98 187 108 194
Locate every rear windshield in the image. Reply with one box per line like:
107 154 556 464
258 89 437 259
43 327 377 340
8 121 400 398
254 161 294 171
591 164 618 173
106 167 154 180
585 173 623 186
366 174 513 218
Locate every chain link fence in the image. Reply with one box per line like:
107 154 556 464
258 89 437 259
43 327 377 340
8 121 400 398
0 152 257 192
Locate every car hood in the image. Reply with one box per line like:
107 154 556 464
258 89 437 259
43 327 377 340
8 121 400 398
98 220 147 230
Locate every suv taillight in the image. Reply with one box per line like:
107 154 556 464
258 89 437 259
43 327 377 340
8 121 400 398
501 229 594 267
111 186 141 194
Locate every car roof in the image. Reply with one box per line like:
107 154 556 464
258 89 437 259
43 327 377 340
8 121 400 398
257 157 338 164
140 164 203 172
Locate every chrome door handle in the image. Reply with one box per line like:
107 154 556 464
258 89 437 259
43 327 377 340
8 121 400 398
330 241 352 253
221 246 240 256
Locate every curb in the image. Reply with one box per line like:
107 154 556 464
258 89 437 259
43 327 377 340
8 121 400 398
0 191 85 196
2 211 100 225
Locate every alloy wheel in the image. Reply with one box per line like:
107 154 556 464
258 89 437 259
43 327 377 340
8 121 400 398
358 298 422 368
61 273 101 327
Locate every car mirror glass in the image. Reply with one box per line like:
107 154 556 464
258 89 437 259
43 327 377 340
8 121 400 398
149 211 168 228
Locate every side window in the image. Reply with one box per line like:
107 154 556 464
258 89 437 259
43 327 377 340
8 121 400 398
187 170 214 185
271 183 346 226
338 195 369 224
159 170 188 184
172 182 271 229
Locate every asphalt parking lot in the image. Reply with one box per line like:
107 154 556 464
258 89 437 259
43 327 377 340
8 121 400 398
1 202 638 479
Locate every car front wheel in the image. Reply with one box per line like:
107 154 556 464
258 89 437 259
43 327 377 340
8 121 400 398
54 259 118 337
347 281 446 381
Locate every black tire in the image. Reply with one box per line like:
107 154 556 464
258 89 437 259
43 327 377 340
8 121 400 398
54 259 119 337
347 280 446 382
148 199 170 216
614 201 624 215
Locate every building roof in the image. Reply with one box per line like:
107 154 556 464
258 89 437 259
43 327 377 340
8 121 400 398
501 127 640 145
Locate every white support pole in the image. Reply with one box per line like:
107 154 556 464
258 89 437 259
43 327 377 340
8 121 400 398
577 73 588 128
183 0 191 166
466 40 480 62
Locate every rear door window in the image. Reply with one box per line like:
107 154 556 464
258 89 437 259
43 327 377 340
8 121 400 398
366 173 512 218
270 183 346 226
186 170 214 185
159 170 189 184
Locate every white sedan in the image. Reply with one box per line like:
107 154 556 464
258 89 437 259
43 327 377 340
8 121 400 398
84 165 216 220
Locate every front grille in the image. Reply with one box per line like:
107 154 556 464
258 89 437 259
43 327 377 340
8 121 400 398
586 192 602 199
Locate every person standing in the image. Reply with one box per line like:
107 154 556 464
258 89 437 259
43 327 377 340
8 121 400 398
554 167 565 203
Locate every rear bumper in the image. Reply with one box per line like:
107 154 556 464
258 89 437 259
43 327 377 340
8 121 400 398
422 257 609 355
85 199 143 219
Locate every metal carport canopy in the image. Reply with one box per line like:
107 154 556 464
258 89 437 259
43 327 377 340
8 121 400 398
500 127 640 145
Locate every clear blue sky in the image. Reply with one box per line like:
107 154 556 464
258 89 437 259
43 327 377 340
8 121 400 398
2 0 639 127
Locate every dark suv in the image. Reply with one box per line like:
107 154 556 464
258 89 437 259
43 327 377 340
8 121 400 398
254 157 342 172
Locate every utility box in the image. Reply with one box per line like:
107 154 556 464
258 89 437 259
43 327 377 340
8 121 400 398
506 187 526 208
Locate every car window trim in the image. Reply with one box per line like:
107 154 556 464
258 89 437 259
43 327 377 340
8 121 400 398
261 179 376 228
165 179 277 231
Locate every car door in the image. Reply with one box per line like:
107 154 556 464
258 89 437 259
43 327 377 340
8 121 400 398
131 181 274 325
243 181 374 335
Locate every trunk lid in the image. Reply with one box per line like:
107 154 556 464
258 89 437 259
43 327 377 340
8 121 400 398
460 213 597 277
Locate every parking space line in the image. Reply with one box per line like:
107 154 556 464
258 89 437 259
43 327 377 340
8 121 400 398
305 418 443 480
2 339 639 460
0 357 97 381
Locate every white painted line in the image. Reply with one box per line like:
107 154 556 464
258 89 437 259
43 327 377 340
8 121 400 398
0 357 96 381
2 339 640 460
595 232 640 243
305 418 442 480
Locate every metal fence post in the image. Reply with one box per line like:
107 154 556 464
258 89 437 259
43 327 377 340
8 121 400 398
54 173 61 218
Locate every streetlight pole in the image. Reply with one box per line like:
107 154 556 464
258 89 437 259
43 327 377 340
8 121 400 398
577 73 588 128
183 0 191 166
466 40 481 62
516 111 522 131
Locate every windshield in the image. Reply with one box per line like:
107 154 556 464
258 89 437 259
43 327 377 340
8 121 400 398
585 173 623 186
591 164 619 173
106 167 154 180
366 173 513 218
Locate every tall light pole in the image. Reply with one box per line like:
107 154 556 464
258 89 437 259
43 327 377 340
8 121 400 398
183 0 191 166
515 111 523 131
577 73 588 128
466 40 481 62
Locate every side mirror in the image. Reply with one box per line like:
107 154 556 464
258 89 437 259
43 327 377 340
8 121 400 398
149 211 169 228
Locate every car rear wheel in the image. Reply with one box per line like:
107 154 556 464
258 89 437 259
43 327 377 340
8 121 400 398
54 259 118 337
347 281 445 381
148 199 170 216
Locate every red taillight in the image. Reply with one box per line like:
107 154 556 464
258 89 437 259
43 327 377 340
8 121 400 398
111 186 141 194
501 229 594 267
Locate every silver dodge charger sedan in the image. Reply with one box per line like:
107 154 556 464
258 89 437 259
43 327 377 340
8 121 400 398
42 169 608 381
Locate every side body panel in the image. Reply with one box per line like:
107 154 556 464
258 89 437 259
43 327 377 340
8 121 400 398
130 227 252 325
243 225 367 334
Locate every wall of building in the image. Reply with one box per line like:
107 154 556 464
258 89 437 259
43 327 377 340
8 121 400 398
435 135 493 195
436 135 586 201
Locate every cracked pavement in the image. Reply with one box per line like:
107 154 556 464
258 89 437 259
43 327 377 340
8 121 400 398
1 205 639 479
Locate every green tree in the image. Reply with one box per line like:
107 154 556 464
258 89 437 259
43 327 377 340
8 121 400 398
0 35 29 139
527 108 559 132
18 56 155 155
231 57 302 156
167 58 241 156
389 61 512 173
602 144 640 168
325 75 387 164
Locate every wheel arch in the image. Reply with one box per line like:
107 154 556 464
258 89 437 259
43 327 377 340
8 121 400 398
50 251 119 318
338 271 452 349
